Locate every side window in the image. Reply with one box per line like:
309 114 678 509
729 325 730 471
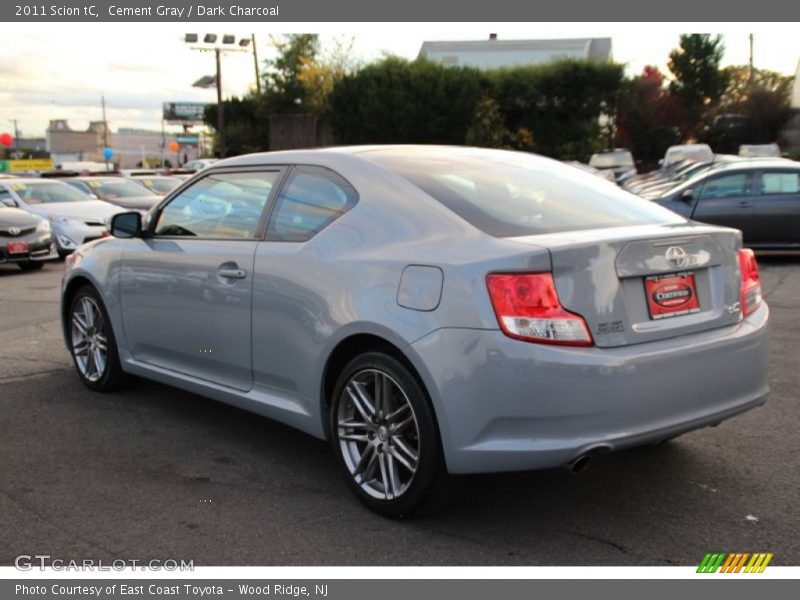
761 171 800 195
697 173 752 200
155 171 280 239
266 166 358 242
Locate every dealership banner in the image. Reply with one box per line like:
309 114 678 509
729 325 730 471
3 579 798 599
2 0 796 22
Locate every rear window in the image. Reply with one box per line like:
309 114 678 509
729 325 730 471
364 148 683 238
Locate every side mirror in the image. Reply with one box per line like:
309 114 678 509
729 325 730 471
110 211 142 238
680 188 694 201
1 196 18 208
658 159 665 167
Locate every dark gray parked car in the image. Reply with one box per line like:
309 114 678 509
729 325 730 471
652 159 800 248
0 188 58 270
60 146 769 516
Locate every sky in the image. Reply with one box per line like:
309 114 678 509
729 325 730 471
1 22 798 139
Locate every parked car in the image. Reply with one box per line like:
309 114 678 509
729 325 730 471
0 178 123 256
126 175 184 196
651 159 800 247
563 161 617 183
183 159 217 171
588 149 637 183
63 177 160 214
663 143 714 166
739 144 781 158
0 189 58 270
633 155 743 199
61 146 769 516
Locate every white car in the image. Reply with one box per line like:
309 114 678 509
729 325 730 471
0 178 124 256
183 159 217 171
739 143 781 158
663 143 714 166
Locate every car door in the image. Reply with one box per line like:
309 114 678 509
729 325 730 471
751 169 800 246
120 168 285 391
251 165 358 402
690 171 756 242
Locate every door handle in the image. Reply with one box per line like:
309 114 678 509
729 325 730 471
738 200 751 207
218 268 247 280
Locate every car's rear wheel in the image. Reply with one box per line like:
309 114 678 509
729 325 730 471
67 285 126 391
18 261 44 271
330 351 456 517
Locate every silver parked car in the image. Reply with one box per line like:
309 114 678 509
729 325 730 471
0 178 124 256
63 176 160 214
60 146 769 516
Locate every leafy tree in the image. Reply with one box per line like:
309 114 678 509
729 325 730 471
704 65 795 150
720 65 793 107
262 34 320 113
616 66 683 168
329 57 485 145
297 36 360 114
203 95 268 156
487 59 625 159
465 95 514 148
667 34 729 138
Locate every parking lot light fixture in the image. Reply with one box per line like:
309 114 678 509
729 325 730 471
186 34 255 158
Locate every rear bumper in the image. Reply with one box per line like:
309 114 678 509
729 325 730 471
408 303 769 474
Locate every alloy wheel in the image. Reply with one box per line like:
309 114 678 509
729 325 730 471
70 296 108 383
337 368 421 500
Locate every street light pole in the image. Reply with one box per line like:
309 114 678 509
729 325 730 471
215 48 226 158
185 34 250 159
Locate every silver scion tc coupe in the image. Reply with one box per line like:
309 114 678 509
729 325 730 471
60 146 769 517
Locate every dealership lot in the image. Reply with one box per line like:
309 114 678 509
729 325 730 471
1 258 798 566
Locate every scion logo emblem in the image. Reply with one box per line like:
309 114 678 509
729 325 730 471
665 246 687 269
8 227 20 236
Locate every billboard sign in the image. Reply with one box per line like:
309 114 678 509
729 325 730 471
163 102 207 123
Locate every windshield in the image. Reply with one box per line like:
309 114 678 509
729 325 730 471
136 177 181 194
11 181 89 204
589 151 634 169
365 148 684 238
84 179 156 199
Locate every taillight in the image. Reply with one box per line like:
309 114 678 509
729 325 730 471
738 248 762 318
486 273 593 346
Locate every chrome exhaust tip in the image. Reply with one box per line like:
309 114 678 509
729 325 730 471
565 453 592 474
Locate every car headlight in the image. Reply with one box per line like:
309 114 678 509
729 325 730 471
35 219 52 232
48 215 75 225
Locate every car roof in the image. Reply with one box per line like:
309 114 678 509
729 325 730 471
699 158 798 173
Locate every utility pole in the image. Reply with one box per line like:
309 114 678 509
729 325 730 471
101 94 110 169
748 33 755 87
252 34 261 94
11 119 19 157
215 48 226 158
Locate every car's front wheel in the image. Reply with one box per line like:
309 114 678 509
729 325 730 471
330 352 456 517
67 285 126 391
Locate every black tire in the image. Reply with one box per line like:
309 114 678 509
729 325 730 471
329 351 458 517
18 261 44 271
66 285 127 392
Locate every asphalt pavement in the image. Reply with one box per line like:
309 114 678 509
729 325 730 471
1 257 798 566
